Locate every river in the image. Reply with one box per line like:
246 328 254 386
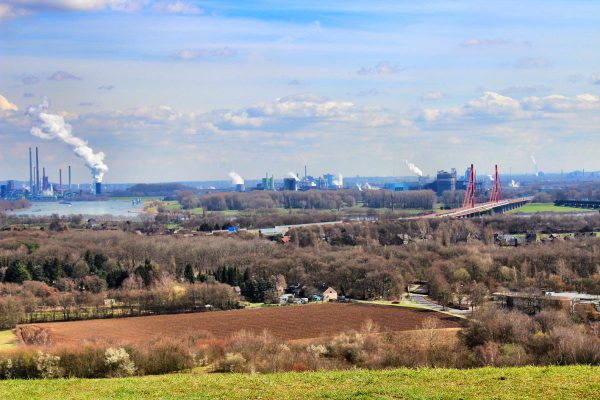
7 200 144 217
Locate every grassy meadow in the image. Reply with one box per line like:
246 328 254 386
0 330 17 351
0 366 598 399
508 202 593 214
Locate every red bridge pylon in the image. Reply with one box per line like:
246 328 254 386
489 164 502 203
462 163 476 208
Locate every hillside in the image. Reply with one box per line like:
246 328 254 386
0 366 598 400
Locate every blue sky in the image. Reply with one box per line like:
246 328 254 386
1 0 599 183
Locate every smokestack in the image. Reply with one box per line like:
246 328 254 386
29 147 33 195
95 182 102 195
35 146 39 195
42 167 46 190
68 165 71 192
59 169 62 193
305 165 307 179
27 99 108 184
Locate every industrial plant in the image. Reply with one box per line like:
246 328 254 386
0 146 101 201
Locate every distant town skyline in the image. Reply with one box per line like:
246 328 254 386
1 1 600 183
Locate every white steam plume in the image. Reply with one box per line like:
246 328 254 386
228 171 244 185
405 160 423 177
27 98 108 182
530 154 539 176
509 180 520 188
333 173 343 187
487 174 494 182
287 172 300 181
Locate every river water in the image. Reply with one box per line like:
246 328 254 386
7 201 143 217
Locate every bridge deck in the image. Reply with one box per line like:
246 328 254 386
413 197 532 219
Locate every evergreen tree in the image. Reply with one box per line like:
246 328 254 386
184 264 195 283
4 261 32 283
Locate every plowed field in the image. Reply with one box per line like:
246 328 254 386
19 303 461 346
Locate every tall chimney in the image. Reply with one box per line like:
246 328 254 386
68 165 71 192
305 165 307 178
29 147 33 195
42 167 46 190
35 147 40 195
95 182 102 195
59 169 62 193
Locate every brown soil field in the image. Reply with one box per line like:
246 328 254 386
18 303 462 346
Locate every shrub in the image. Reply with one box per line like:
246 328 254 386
132 338 194 375
105 347 136 377
57 345 108 378
35 351 62 378
213 353 247 373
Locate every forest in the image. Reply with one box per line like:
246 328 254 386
176 189 436 211
2 213 600 329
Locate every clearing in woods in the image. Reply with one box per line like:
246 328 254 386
17 303 461 346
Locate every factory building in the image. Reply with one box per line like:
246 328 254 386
261 174 275 190
435 169 457 195
283 177 298 191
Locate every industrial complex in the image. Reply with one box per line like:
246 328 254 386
0 146 101 200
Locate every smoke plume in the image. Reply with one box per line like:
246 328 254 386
228 171 244 185
530 154 539 176
405 160 423 177
509 179 520 188
333 173 344 187
287 172 300 181
27 98 108 182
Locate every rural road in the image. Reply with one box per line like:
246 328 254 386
409 294 471 316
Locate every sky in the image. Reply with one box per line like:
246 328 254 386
1 0 599 184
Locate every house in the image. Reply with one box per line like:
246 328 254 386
318 286 338 302
286 283 303 297
278 293 294 305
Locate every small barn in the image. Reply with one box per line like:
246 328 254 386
319 287 338 302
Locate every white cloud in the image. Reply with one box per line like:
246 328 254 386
460 38 511 47
464 91 521 116
48 71 82 81
515 57 550 69
357 61 402 76
522 93 599 112
420 91 443 101
172 47 236 61
152 1 201 14
0 94 18 111
500 85 552 96
0 1 201 19
418 91 599 123
207 94 393 130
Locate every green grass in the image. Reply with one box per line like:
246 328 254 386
0 366 597 399
508 203 592 214
0 330 17 351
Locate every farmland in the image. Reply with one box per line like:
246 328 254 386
17 303 461 346
507 202 593 214
0 366 598 400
